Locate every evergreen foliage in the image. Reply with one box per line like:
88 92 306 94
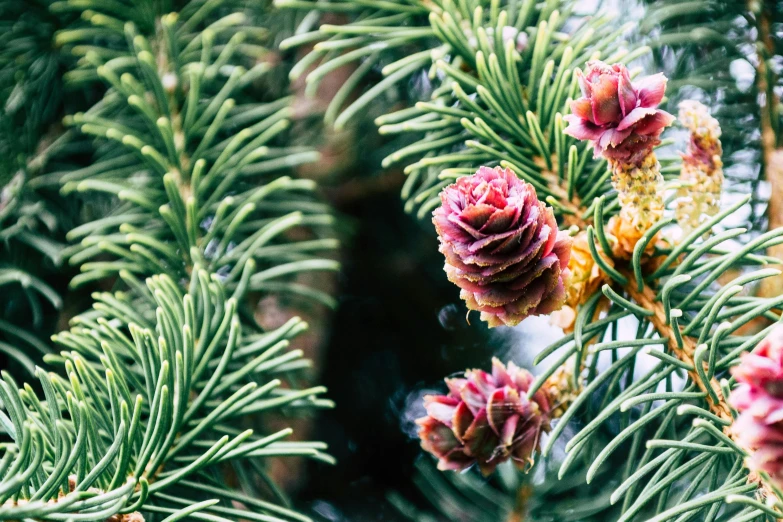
1 269 332 521
0 0 74 370
1 0 339 520
6 0 783 521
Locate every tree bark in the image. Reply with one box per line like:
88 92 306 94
752 0 783 299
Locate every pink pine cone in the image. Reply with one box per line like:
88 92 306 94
563 60 675 165
729 327 783 484
416 358 552 475
433 166 572 328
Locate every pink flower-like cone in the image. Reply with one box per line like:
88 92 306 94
433 166 572 328
416 358 552 475
563 60 675 165
563 61 674 257
730 327 783 486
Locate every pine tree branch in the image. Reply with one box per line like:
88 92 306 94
621 269 731 422
623 268 783 508
0 1 339 520
559 168 783 507
561 193 783 519
555 174 733 420
0 269 333 520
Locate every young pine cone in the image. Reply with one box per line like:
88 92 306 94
433 166 572 327
417 358 552 475
730 327 783 489
564 60 674 257
563 60 674 166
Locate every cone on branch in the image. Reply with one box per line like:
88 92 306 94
563 60 674 166
433 166 572 327
730 327 783 488
675 100 724 237
564 61 674 258
416 358 553 475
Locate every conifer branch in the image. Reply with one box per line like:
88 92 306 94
622 269 732 421
543 142 781 507
0 268 333 521
1 0 339 520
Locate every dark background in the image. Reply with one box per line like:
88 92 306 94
297 173 503 521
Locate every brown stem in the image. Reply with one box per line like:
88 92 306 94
752 0 783 301
753 0 778 155
506 484 533 522
3 477 146 521
620 269 732 421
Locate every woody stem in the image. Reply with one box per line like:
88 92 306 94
556 166 780 503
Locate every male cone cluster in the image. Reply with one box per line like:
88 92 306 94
675 100 724 236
